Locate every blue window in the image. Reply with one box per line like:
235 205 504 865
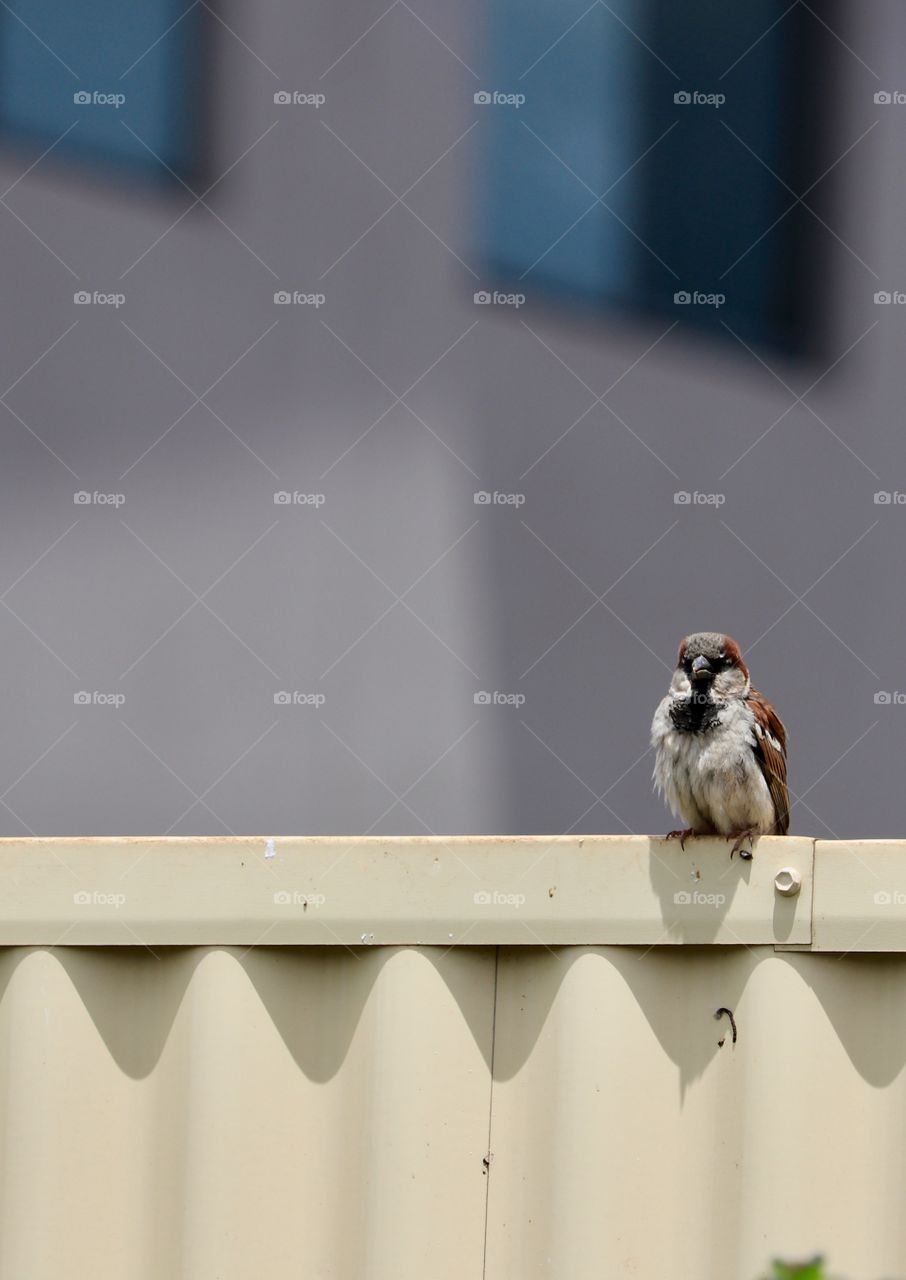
0 0 207 184
478 0 825 353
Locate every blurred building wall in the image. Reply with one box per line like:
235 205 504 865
0 0 904 837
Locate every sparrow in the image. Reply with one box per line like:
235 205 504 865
651 632 789 858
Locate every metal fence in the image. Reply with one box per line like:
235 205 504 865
0 836 902 1280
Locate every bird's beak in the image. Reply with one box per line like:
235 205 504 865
690 655 714 681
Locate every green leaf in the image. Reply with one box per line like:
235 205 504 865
769 1259 825 1280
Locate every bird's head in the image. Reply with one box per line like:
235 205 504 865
671 632 750 701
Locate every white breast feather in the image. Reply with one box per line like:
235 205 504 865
651 695 776 835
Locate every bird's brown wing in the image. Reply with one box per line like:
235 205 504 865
748 689 789 834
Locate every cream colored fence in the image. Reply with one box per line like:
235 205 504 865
0 836 902 1280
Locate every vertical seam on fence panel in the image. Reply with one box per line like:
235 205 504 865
481 945 500 1280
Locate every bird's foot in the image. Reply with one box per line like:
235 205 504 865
728 830 757 860
665 828 697 851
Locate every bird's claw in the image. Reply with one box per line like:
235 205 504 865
729 830 756 860
666 828 697 851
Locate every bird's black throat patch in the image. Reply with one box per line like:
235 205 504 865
669 689 722 734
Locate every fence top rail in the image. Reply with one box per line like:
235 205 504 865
0 835 893 950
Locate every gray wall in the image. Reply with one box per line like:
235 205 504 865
1 0 904 838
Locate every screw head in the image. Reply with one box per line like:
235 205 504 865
774 867 801 897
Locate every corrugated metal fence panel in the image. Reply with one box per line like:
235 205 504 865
2 839 906 1279
1 946 905 1279
0 946 496 1280
486 946 906 1280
